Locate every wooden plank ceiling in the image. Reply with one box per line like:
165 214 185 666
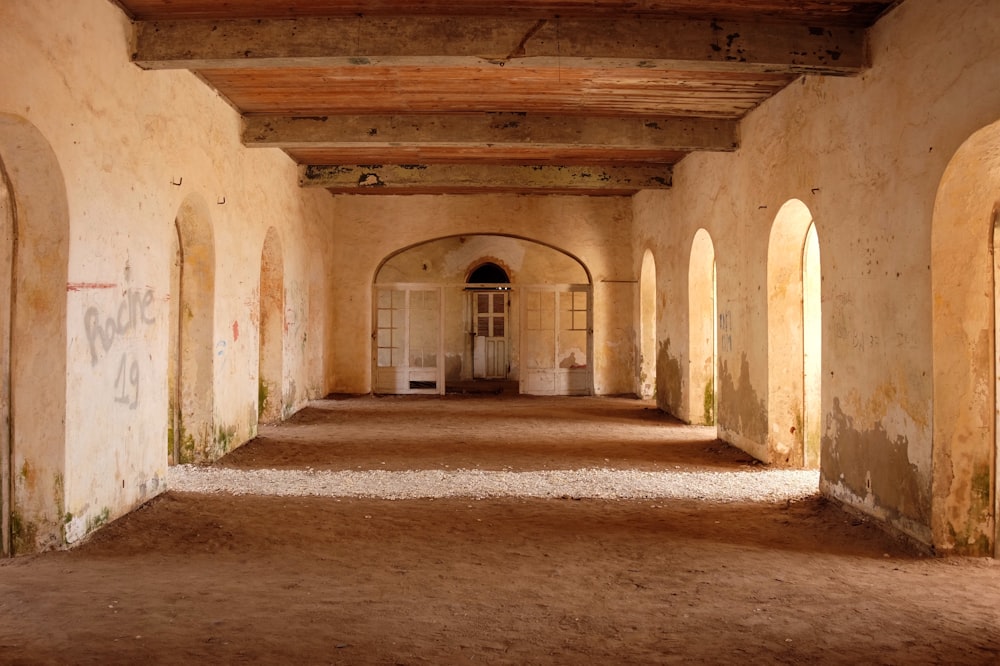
113 0 901 195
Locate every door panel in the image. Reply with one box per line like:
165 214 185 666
472 291 508 379
374 286 444 394
521 286 591 395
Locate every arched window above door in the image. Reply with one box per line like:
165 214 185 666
468 262 510 284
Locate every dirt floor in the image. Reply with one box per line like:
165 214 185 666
2 395 1000 665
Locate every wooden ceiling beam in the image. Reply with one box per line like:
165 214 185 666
299 164 672 194
243 114 738 153
133 17 865 75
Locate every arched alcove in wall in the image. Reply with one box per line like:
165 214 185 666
802 223 822 468
639 250 657 400
767 199 820 468
373 234 592 396
688 230 716 426
0 154 13 556
931 116 1000 556
0 114 69 554
169 194 216 464
258 227 284 424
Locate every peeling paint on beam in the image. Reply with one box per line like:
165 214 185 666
132 17 865 75
242 113 740 152
299 164 672 194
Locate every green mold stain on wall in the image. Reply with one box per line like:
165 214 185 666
216 425 237 455
85 507 110 535
703 378 715 425
258 376 269 418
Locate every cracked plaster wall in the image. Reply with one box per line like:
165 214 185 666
633 0 1000 551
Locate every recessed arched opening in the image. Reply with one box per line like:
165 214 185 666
767 199 819 468
373 234 592 396
931 116 1000 556
258 227 285 424
0 156 13 556
802 223 822 468
689 230 717 426
169 194 216 464
307 245 326 399
639 250 657 400
0 114 69 554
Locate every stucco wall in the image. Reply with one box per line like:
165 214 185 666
0 0 333 550
633 0 1000 552
327 195 635 395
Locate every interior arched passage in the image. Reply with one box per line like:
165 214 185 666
639 250 656 400
802 223 822 468
373 234 592 396
170 194 216 464
767 199 816 467
258 227 285 424
688 230 716 426
0 114 69 554
931 116 1000 556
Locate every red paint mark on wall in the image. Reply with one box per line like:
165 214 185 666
232 320 239 342
67 282 117 292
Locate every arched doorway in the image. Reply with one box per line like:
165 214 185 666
168 194 216 464
373 234 592 396
639 250 657 400
0 114 69 554
467 262 510 381
767 199 821 468
258 227 284 424
802 223 822 468
931 116 1000 556
0 157 13 556
688 230 716 426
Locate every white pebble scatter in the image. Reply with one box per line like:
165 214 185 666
169 466 820 503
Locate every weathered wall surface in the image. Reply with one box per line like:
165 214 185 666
327 195 634 395
0 0 332 550
633 0 1000 551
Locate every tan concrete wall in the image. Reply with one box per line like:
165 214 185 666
327 195 634 395
0 0 332 550
633 0 1000 552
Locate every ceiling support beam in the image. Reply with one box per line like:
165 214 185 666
243 114 739 153
133 17 865 75
300 164 672 195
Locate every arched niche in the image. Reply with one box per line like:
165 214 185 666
767 199 820 467
689 229 717 426
638 249 657 400
0 114 69 554
169 193 216 463
373 234 592 396
931 116 1000 556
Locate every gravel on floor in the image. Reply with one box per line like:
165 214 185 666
169 466 820 502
